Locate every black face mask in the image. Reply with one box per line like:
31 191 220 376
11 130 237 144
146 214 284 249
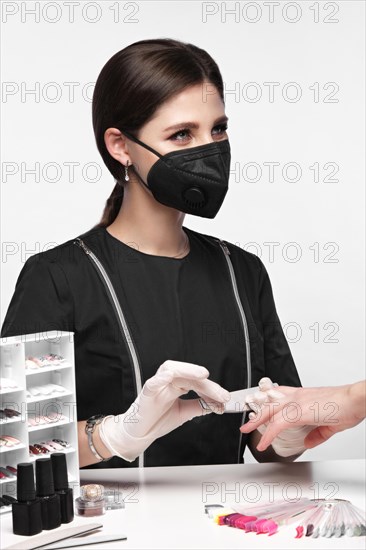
120 129 231 218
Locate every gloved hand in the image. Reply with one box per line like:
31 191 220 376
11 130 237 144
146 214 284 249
244 377 313 457
99 360 230 462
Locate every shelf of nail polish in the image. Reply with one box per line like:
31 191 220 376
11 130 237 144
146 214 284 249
0 408 22 424
0 417 22 426
25 353 72 369
0 377 23 393
28 414 73 432
25 361 73 376
29 447 75 459
0 331 80 514
0 465 17 484
29 439 75 458
0 440 26 454
0 387 24 395
26 385 72 403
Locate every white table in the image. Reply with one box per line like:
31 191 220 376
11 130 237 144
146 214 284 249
1 459 365 549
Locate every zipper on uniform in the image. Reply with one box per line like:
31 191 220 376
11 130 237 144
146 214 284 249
217 239 252 463
73 237 144 467
75 238 91 255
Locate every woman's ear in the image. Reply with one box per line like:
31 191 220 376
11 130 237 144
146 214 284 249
104 127 131 166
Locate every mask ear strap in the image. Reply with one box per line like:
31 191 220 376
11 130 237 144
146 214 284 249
118 128 164 159
132 167 151 191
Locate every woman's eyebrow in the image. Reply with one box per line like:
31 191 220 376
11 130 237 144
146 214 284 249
163 115 229 133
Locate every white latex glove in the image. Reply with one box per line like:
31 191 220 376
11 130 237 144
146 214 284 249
245 377 313 457
99 360 230 462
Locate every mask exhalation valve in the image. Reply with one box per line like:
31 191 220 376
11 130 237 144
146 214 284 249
183 187 207 209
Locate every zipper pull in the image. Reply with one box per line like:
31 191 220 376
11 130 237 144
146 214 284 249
219 240 230 255
73 238 90 255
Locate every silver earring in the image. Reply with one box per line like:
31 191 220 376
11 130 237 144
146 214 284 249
124 160 130 182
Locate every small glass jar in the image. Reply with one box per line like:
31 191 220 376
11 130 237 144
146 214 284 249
75 484 105 517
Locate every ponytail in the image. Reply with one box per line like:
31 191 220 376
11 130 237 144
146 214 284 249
94 181 124 228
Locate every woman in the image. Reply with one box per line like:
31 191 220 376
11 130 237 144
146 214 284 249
1 38 302 469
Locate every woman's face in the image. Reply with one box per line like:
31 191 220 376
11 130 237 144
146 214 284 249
121 81 229 184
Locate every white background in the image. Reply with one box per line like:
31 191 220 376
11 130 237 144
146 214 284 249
1 1 365 462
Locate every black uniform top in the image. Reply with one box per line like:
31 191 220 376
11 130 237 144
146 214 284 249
1 225 302 469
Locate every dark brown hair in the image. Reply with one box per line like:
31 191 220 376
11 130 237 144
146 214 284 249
92 38 225 228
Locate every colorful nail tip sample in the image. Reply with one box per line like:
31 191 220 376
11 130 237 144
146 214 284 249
0 408 21 421
208 498 366 539
0 377 19 390
0 435 21 447
25 354 68 369
28 439 71 456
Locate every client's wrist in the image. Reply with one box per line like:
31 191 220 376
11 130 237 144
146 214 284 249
348 381 366 421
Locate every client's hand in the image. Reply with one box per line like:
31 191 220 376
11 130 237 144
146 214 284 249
241 377 313 457
240 380 366 452
99 360 230 462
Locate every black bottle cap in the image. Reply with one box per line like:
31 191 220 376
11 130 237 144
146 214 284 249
17 463 36 502
36 458 55 497
51 453 69 491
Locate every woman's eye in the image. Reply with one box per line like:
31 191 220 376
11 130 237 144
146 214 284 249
213 123 228 136
170 129 190 141
169 124 228 142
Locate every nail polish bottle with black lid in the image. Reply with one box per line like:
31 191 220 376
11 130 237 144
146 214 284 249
12 462 42 536
35 457 61 530
51 452 74 523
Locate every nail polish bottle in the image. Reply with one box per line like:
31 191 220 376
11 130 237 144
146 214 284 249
12 462 43 536
35 457 61 530
51 452 74 523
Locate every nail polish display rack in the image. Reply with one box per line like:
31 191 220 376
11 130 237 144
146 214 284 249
0 331 80 514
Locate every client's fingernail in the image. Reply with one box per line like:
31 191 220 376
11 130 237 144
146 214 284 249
258 377 274 391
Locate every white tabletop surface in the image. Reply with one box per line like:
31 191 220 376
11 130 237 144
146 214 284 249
1 459 365 549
